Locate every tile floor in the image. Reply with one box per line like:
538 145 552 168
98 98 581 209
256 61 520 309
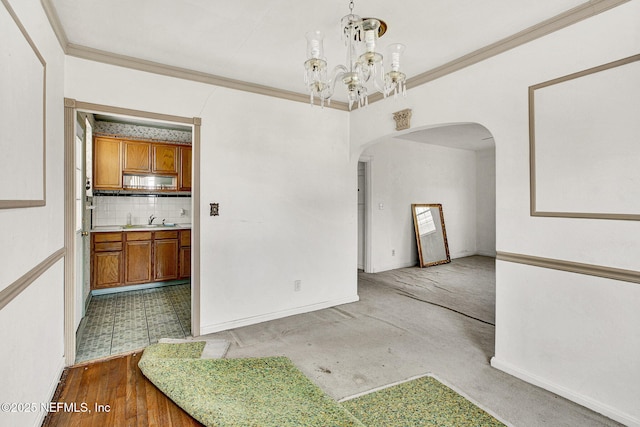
75 284 191 363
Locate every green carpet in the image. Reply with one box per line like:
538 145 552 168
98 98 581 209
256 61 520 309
342 375 506 427
139 343 506 427
138 342 363 427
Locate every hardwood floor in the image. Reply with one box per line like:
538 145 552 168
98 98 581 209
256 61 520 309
42 351 203 427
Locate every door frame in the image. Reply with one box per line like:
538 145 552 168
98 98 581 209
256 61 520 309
358 156 373 273
63 98 201 365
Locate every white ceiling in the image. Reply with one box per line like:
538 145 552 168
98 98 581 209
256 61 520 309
50 0 588 103
395 123 494 151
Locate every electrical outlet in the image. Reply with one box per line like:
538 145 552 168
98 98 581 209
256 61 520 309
294 280 302 292
392 249 395 256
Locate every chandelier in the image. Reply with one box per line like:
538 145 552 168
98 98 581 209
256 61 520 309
304 0 407 109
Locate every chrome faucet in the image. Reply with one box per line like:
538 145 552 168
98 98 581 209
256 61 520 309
148 214 156 225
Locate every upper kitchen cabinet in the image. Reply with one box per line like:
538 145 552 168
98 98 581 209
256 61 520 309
153 144 178 174
93 136 191 194
123 140 151 173
93 137 122 190
179 146 192 191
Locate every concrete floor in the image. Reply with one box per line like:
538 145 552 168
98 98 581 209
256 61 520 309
206 256 621 427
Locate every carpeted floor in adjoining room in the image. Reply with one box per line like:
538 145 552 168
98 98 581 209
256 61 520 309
203 256 622 427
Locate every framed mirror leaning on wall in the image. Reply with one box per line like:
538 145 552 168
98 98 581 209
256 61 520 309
411 204 451 268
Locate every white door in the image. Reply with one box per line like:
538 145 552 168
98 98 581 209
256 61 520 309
74 114 89 331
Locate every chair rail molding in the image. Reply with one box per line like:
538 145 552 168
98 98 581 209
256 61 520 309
0 248 65 311
496 251 640 284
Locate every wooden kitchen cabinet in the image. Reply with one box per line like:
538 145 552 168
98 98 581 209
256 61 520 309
91 232 123 289
123 141 151 172
179 146 192 191
179 229 191 279
93 137 190 193
154 230 179 281
124 231 152 284
93 137 122 190
153 144 178 174
91 229 190 290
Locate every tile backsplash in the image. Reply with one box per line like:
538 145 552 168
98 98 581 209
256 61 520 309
92 196 192 227
94 121 192 144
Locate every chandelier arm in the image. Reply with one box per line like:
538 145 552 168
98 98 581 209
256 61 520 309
324 64 349 99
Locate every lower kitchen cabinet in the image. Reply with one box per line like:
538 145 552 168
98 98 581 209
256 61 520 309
94 252 123 289
124 232 152 285
91 228 189 290
179 229 191 279
92 232 123 290
154 231 179 282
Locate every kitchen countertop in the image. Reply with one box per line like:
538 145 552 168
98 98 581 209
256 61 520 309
92 224 191 232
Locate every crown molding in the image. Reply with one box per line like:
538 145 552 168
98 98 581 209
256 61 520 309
368 0 630 104
64 43 350 111
42 0 628 111
40 0 68 53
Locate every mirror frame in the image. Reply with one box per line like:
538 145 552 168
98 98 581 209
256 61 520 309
411 203 451 268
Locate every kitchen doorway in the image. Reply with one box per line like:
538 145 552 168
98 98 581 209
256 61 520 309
63 99 201 365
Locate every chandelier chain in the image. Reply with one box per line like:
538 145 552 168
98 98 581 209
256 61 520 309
349 0 354 13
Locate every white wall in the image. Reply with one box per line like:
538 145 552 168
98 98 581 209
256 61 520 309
476 147 496 256
350 2 640 425
64 58 356 335
361 137 488 272
0 1 66 426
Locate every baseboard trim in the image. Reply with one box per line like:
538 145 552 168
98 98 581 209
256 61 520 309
475 250 497 257
496 251 640 284
90 279 189 296
199 295 360 335
0 248 65 311
35 356 66 427
370 260 417 273
490 357 640 427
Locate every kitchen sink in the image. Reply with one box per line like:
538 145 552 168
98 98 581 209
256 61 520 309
122 224 177 229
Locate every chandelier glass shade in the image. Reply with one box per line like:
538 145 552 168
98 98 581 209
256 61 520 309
304 1 406 109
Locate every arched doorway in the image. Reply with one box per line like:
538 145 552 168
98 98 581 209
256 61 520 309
357 122 495 274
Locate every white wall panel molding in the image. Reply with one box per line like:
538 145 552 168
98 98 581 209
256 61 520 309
496 251 640 284
529 54 640 220
1 0 47 208
0 248 64 311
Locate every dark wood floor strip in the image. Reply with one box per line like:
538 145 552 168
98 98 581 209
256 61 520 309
42 352 203 426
